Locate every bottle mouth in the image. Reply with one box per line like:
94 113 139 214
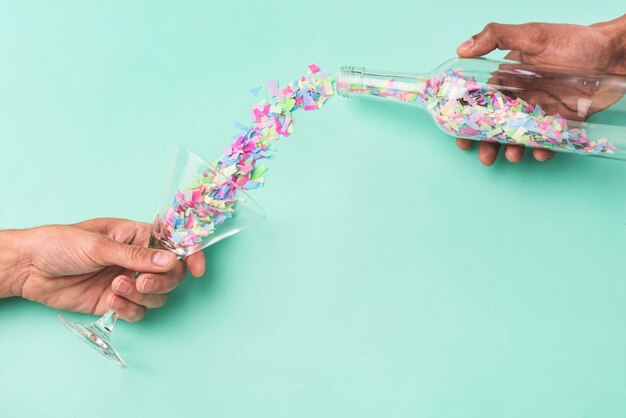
336 66 364 98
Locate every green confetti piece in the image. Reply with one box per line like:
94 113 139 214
250 165 269 180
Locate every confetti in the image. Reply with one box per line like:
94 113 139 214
340 69 617 155
154 65 334 255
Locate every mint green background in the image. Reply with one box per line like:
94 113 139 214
1 1 625 417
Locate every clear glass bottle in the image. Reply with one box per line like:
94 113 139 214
337 58 626 160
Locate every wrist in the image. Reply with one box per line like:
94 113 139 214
0 229 32 298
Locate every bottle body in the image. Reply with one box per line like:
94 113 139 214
337 59 626 160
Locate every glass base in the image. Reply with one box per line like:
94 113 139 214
57 314 127 368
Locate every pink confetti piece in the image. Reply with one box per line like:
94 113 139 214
308 63 320 73
267 80 279 97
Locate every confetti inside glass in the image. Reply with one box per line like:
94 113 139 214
337 58 626 159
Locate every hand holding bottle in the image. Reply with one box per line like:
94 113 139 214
456 15 626 165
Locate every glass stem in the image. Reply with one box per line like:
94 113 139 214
90 270 144 338
93 310 118 340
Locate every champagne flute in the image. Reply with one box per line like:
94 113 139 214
57 145 265 368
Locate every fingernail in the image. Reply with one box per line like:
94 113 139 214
458 38 475 51
111 295 125 309
142 278 156 292
536 153 554 162
115 278 132 295
505 148 518 163
152 251 173 267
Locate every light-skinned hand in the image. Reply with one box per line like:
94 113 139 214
0 218 206 322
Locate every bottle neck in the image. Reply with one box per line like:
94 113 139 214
336 66 429 106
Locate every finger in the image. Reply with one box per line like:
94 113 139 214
135 262 186 294
478 141 501 166
504 144 525 163
184 250 206 278
109 294 146 322
456 138 474 151
73 218 149 243
73 218 112 233
112 275 168 308
532 148 556 162
457 22 547 57
97 238 178 274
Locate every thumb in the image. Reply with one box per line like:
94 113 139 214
457 22 547 57
98 238 178 273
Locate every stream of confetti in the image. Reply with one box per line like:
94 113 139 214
155 65 334 254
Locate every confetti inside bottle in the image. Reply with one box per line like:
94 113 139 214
337 58 626 160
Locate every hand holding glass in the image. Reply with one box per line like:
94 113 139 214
57 145 265 368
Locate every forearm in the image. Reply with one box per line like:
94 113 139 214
0 230 31 298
